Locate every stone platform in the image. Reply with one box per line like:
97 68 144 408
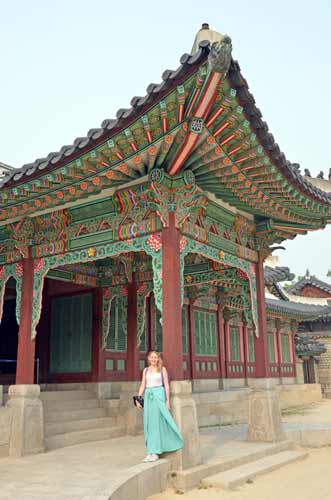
0 400 331 499
0 426 294 500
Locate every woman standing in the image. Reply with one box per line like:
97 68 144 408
135 351 184 462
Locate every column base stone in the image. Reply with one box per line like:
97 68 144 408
247 378 284 442
119 381 143 435
163 380 201 471
7 384 44 457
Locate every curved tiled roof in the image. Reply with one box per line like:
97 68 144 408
288 276 331 295
264 266 294 285
265 297 331 319
0 43 210 189
295 333 326 356
268 283 289 301
227 62 331 205
2 39 331 210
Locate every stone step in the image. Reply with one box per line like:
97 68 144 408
40 390 95 401
171 440 294 491
44 406 107 423
43 398 100 411
45 416 118 436
201 450 308 490
45 425 126 451
100 398 121 418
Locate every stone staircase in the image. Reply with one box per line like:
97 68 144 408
41 388 125 451
171 440 308 492
201 448 308 490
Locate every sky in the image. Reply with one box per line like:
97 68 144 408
1 0 331 281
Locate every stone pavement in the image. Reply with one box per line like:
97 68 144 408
0 425 273 500
0 401 331 500
0 434 149 500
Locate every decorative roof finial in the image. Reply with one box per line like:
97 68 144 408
305 268 310 278
191 24 229 58
208 35 232 74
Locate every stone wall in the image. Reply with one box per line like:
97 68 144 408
316 337 331 396
278 383 322 409
0 380 323 458
193 382 322 427
194 387 249 426
0 406 12 457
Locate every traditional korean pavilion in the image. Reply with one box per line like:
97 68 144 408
263 262 330 385
1 23 331 395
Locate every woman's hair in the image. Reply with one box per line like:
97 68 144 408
147 351 163 372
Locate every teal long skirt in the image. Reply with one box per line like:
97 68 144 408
144 386 184 455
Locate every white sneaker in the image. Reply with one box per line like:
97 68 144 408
143 454 153 462
149 454 159 462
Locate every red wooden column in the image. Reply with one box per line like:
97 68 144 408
254 253 269 378
16 256 36 384
127 281 140 380
91 287 105 382
162 212 184 380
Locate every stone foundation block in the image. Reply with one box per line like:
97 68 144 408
118 381 143 435
94 382 112 400
164 380 201 471
247 379 284 442
7 384 44 457
222 378 246 389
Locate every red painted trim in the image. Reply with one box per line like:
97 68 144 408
47 372 92 383
48 285 93 298
47 279 92 296
0 374 15 385
169 72 222 175
169 132 200 175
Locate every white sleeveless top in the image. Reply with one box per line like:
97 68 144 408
145 368 163 388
